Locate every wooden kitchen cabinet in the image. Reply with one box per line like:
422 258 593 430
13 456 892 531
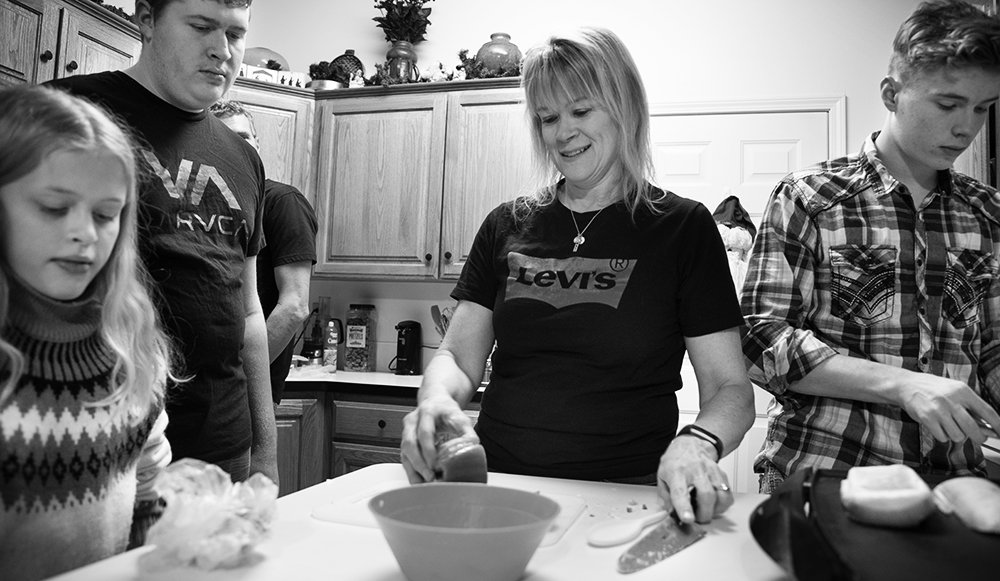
224 79 317 205
311 79 529 280
313 92 447 278
439 88 534 278
275 398 325 497
0 0 140 87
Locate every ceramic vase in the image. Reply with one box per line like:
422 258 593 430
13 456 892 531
386 40 418 82
476 32 522 73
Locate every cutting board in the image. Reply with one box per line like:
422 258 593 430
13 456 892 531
311 478 587 547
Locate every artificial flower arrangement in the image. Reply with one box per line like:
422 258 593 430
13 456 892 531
372 0 434 44
308 61 352 87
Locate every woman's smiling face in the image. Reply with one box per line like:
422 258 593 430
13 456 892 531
535 95 622 192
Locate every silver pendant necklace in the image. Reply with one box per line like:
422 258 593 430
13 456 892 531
570 206 606 252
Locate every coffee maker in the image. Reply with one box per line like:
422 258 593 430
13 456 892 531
394 320 422 375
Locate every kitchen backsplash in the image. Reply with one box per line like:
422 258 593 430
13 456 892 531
307 279 456 374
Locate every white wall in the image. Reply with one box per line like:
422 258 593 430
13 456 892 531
105 0 961 372
238 0 930 148
105 0 935 147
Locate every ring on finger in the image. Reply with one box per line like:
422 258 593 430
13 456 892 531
713 482 730 492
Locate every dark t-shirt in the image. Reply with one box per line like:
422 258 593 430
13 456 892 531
453 189 742 480
257 179 317 403
49 71 266 463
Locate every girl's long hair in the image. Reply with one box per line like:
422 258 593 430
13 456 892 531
516 26 665 220
0 85 179 416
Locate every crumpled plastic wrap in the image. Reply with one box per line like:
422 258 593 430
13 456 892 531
138 458 278 572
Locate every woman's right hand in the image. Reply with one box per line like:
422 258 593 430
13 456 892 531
400 393 478 483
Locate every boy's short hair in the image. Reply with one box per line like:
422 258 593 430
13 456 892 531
141 0 252 19
209 99 256 138
890 0 1000 82
209 99 253 122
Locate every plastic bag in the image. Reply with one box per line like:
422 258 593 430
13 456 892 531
138 458 278 572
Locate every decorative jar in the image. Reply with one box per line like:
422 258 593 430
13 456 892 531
344 304 378 372
386 40 418 82
476 32 522 72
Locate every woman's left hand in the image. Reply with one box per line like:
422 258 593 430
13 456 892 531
656 435 734 524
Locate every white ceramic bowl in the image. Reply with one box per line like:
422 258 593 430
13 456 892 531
369 483 560 581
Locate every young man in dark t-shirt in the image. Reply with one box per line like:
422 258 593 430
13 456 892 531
48 0 277 485
211 100 318 405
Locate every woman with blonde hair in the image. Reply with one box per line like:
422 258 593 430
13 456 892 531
401 27 754 524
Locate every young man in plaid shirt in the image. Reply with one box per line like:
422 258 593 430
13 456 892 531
742 0 1000 493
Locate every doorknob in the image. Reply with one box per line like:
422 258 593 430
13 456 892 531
39 50 53 62
444 251 452 261
66 60 79 72
424 253 432 262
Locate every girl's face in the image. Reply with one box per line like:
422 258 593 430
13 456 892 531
1 149 127 301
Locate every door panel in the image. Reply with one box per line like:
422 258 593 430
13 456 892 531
225 83 315 204
0 0 57 85
440 88 534 278
60 7 139 78
650 106 835 222
314 94 446 278
664 98 844 494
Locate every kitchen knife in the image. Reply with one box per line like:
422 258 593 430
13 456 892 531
617 511 706 574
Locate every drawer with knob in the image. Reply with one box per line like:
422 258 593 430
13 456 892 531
332 400 479 445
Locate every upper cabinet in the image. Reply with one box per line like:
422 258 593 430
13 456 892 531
0 0 141 86
439 88 534 279
314 92 448 279
225 79 317 205
312 80 533 280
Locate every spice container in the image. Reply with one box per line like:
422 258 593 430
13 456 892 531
324 318 343 369
344 304 377 371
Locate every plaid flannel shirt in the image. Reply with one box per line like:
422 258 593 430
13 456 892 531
742 133 1000 478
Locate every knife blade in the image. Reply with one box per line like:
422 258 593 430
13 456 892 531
617 512 706 574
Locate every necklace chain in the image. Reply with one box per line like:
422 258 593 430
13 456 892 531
570 207 605 252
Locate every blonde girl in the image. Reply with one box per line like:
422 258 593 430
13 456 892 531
0 85 178 581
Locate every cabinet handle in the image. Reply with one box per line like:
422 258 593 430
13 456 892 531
40 50 53 62
444 251 452 261
377 419 386 429
424 253 432 262
66 60 79 72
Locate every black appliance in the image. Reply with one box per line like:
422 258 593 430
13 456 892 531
394 320 422 375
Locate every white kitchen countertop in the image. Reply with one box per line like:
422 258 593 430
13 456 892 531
285 367 423 388
49 464 789 581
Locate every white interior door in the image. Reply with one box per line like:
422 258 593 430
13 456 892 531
649 98 845 223
659 97 846 493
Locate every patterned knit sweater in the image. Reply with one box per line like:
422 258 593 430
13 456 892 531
0 278 170 581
